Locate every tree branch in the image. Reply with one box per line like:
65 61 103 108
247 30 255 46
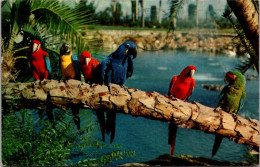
2 79 259 150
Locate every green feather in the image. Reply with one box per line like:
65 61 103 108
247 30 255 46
217 71 246 114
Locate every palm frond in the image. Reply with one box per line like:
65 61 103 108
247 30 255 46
222 6 257 74
30 0 97 55
167 0 185 34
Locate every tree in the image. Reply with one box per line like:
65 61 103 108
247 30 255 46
112 0 116 25
131 0 136 21
2 80 259 151
158 0 162 24
227 0 259 73
1 0 96 84
97 8 113 25
150 5 157 23
188 3 196 22
115 2 123 24
136 0 138 21
139 0 145 27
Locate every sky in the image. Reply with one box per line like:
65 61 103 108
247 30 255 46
86 0 228 19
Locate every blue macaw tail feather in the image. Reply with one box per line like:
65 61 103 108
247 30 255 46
72 54 82 81
45 56 52 74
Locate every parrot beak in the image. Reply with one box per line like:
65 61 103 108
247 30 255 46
224 76 229 84
190 69 195 78
85 58 91 66
32 43 40 53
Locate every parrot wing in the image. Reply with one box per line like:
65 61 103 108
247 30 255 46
127 55 134 78
186 78 195 100
218 85 228 101
100 57 112 84
238 89 246 112
72 54 82 81
168 76 178 96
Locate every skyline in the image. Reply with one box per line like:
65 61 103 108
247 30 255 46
88 0 227 19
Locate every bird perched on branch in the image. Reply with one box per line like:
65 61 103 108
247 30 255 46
59 43 82 132
168 65 196 155
212 71 246 157
79 51 102 85
80 51 105 140
28 40 51 81
99 41 137 143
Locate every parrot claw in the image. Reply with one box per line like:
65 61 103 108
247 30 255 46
108 84 114 95
33 80 41 86
232 113 238 121
214 107 221 112
121 85 128 91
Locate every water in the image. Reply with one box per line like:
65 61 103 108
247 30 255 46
89 50 259 165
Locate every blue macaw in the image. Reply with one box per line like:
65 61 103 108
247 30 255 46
98 41 137 143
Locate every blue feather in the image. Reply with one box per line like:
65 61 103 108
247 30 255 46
44 56 52 73
72 54 81 81
101 41 137 86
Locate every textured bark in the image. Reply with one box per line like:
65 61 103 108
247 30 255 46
2 79 259 150
227 0 259 72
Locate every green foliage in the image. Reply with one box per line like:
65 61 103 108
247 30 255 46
222 5 257 74
2 106 135 166
150 6 157 23
168 0 185 33
188 3 196 22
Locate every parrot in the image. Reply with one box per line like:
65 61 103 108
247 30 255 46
59 43 82 132
79 51 105 140
98 41 137 143
211 71 246 157
28 40 51 81
79 51 102 85
168 65 196 155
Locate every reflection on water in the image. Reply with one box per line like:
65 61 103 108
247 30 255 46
90 50 259 165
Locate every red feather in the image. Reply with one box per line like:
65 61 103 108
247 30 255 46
28 40 49 80
168 65 196 155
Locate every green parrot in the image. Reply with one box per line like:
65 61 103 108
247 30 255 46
212 71 246 157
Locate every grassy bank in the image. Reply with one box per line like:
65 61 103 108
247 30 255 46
87 25 236 34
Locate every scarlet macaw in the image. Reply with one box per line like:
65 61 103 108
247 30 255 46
212 71 246 157
79 51 105 140
99 41 137 143
79 51 102 84
28 40 51 81
168 65 196 155
60 43 82 132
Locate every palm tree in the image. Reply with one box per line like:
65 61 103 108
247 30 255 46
1 0 96 83
159 0 162 24
227 0 259 73
139 0 145 27
112 0 116 25
136 0 138 21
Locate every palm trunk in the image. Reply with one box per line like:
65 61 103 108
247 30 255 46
136 0 138 21
141 0 145 27
159 0 162 24
2 80 259 150
227 0 259 73
113 0 116 25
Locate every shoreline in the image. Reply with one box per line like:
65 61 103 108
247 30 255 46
86 29 242 57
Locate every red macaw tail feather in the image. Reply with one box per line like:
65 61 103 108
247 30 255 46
72 107 81 132
44 70 49 79
106 111 116 143
212 134 223 157
96 110 106 142
168 122 178 155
